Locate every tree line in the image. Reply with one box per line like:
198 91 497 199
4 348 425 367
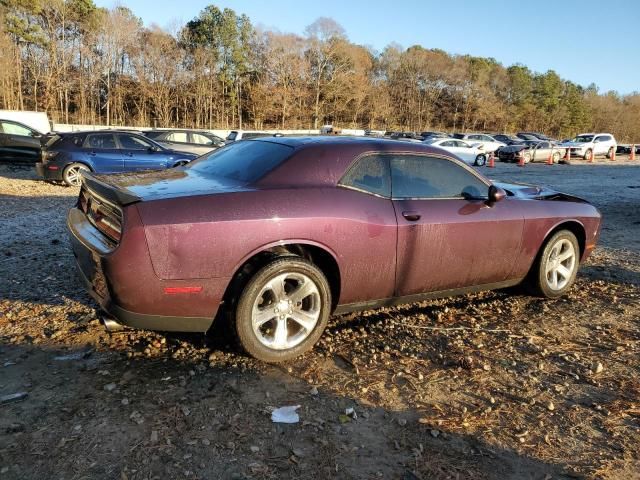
1 0 639 141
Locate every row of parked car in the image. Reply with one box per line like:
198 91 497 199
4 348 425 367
384 130 623 166
0 109 282 186
0 109 636 186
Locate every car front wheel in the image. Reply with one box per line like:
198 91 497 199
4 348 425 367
63 163 90 187
474 154 486 166
235 257 331 362
529 230 580 298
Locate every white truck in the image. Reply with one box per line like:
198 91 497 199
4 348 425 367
0 110 52 134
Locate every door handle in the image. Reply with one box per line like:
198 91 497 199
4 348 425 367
402 211 421 221
88 151 96 156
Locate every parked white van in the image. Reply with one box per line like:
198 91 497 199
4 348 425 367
0 110 52 134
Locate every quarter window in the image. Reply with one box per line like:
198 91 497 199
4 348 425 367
84 133 116 149
339 154 391 197
390 155 487 199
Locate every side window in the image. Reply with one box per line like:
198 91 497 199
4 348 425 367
191 133 213 145
166 132 189 143
117 134 153 150
1 121 32 136
84 133 116 149
440 141 454 147
339 154 391 197
456 141 470 148
391 155 487 199
469 135 481 140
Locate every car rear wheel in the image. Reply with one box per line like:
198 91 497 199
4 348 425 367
606 147 614 159
583 149 593 161
63 163 90 187
474 154 486 166
235 257 331 362
552 151 561 163
528 230 580 298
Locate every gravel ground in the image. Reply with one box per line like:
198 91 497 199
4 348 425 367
0 161 639 480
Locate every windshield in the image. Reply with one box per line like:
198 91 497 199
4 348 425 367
187 140 293 184
572 135 594 143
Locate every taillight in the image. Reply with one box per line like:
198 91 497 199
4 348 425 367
42 151 58 162
93 208 122 242
81 188 123 244
78 188 89 212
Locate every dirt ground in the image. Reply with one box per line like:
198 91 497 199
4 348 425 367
0 160 639 480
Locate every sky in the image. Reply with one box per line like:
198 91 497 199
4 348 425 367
94 0 640 95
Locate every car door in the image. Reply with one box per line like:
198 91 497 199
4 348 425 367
117 133 168 171
82 133 124 173
0 120 41 163
593 135 609 155
532 142 548 161
390 154 524 296
452 140 476 163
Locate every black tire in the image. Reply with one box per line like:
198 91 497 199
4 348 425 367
235 257 331 362
552 151 561 163
63 163 90 187
173 160 189 167
526 230 580 298
583 149 592 161
474 154 486 166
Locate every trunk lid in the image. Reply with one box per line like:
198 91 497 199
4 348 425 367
83 167 250 206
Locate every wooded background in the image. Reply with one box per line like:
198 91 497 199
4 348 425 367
1 0 639 140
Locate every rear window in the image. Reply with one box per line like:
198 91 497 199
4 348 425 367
187 140 293 183
226 131 238 141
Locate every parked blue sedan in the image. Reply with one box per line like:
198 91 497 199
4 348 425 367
35 130 198 186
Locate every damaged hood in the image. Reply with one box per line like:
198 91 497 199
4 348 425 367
493 181 589 203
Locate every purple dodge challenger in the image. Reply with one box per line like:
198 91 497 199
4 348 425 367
68 137 601 362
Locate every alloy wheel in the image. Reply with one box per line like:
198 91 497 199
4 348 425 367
251 272 321 350
545 239 576 291
65 165 88 186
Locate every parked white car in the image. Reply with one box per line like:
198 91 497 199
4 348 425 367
424 138 488 166
561 133 617 160
452 133 506 153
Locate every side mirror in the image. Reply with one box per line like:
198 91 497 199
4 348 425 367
488 185 506 204
31 132 41 138
148 145 161 152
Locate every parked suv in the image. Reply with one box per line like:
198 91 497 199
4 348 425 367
561 133 617 160
36 130 198 186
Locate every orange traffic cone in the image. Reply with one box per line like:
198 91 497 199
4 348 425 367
611 148 616 162
564 148 571 162
517 150 525 167
546 149 553 165
488 152 495 168
631 145 636 161
588 150 594 163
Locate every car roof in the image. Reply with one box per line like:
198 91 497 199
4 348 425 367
252 135 489 189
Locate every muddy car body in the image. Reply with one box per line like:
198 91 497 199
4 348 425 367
67 137 601 361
